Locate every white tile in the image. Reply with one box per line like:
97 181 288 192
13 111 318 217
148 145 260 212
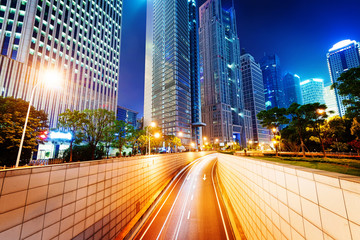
2 175 30 195
314 174 340 188
278 202 290 222
316 182 347 218
289 209 305 236
287 191 302 214
349 222 360 240
296 170 314 180
343 190 360 225
298 177 318 203
285 173 299 194
301 197 321 228
340 179 360 194
291 227 305 240
304 219 323 240
29 172 50 188
320 207 351 240
0 225 21 240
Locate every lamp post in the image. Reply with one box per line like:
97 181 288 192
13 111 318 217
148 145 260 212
249 140 253 150
147 122 156 155
190 142 195 151
15 70 62 168
176 131 183 153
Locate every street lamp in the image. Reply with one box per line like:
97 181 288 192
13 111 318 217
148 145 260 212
317 109 325 114
176 131 183 152
249 140 253 150
16 69 62 168
147 121 156 155
190 142 195 151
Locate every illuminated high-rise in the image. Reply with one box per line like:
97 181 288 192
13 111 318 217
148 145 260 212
259 54 285 110
144 0 203 147
0 0 123 128
240 53 270 145
283 73 303 107
327 39 360 117
199 0 249 146
300 78 325 105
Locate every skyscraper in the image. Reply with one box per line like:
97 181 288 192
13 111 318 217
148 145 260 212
323 84 339 117
199 0 249 146
300 78 325 105
327 39 360 117
240 53 270 145
0 0 123 128
259 54 285 110
144 0 203 147
283 73 303 107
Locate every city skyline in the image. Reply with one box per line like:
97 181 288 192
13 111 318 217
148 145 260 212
119 0 360 117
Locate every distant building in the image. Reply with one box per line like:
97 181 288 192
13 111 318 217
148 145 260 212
259 54 285 110
199 0 249 146
116 106 138 128
283 73 303 107
240 53 270 145
323 84 339 117
144 0 203 148
300 78 325 105
327 39 360 117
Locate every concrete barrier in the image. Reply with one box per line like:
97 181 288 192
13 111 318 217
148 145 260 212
0 152 209 240
217 154 360 240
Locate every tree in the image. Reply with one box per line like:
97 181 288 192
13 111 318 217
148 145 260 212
58 109 86 162
80 109 116 160
164 135 182 152
351 117 360 139
0 97 48 166
112 120 132 155
306 103 329 157
257 107 288 156
286 103 320 157
332 66 360 118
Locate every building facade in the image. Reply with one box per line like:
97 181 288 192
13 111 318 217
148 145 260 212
323 84 339 117
143 0 203 147
259 54 285 110
116 106 138 128
300 78 325 105
283 73 303 107
0 0 123 128
240 53 270 145
327 39 360 117
199 0 249 146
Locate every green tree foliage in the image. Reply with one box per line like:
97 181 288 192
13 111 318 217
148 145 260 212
0 97 48 166
164 135 182 151
351 117 360 139
332 66 360 118
80 109 116 160
58 109 86 162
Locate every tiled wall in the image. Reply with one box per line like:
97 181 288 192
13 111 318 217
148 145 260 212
217 154 360 240
0 152 208 240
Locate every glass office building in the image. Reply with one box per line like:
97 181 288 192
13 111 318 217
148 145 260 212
327 39 360 117
300 78 325 105
0 0 123 128
259 54 285 110
116 106 138 128
144 0 203 147
199 0 249 146
241 53 270 145
283 73 303 107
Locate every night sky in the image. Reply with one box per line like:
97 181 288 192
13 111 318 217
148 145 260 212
118 0 360 117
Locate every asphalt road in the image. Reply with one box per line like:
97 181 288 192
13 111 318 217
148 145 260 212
133 154 234 240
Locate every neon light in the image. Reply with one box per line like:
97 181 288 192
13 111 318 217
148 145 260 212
49 131 72 140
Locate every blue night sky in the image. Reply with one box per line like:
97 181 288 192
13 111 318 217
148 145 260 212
118 0 360 117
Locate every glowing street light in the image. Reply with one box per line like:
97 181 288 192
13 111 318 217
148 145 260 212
317 109 325 114
154 132 160 138
16 69 63 168
215 139 219 142
272 128 277 133
178 132 183 137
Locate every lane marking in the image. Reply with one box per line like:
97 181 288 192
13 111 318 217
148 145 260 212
211 159 230 240
138 157 203 240
155 159 204 240
187 211 191 219
174 156 216 240
203 174 207 181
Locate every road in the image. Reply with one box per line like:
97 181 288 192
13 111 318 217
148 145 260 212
133 154 234 240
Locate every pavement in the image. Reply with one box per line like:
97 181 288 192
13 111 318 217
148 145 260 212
133 154 234 240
